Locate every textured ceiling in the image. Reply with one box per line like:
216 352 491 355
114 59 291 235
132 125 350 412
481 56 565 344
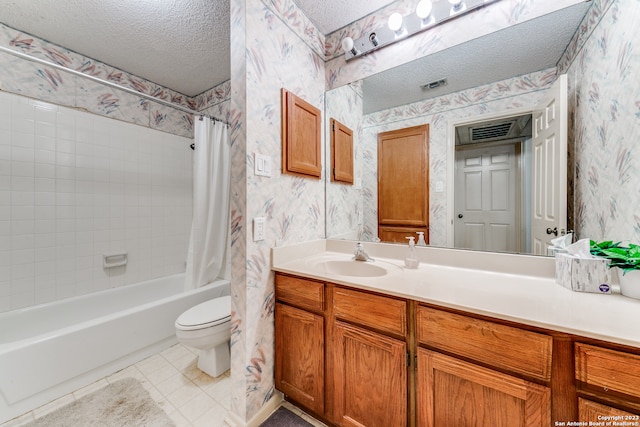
0 0 229 97
292 0 395 34
362 3 592 114
0 0 390 97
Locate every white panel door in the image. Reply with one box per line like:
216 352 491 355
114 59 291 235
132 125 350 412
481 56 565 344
531 74 568 255
454 144 517 252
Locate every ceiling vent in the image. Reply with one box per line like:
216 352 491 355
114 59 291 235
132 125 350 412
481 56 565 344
455 114 532 146
470 122 514 141
421 78 447 91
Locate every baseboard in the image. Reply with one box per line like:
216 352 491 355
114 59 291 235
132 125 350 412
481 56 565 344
223 391 284 427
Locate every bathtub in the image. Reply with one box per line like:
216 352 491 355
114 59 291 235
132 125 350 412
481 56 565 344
0 273 230 424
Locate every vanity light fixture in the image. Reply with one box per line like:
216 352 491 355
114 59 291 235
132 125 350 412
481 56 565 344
342 0 499 61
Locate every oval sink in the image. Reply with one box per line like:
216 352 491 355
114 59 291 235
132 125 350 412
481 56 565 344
312 260 388 277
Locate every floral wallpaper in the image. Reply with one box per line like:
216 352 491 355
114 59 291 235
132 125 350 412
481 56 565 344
229 0 325 422
558 0 640 244
0 23 230 138
325 82 363 239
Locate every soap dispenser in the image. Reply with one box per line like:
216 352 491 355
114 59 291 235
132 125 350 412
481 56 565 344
416 231 427 246
404 236 419 269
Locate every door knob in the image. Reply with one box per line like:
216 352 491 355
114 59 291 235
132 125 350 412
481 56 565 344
546 227 558 236
458 214 463 218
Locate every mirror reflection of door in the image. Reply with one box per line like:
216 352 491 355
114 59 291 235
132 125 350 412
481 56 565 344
377 125 429 243
453 115 533 253
531 74 568 255
454 144 521 252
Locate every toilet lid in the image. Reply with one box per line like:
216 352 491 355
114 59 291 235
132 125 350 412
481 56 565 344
176 296 231 329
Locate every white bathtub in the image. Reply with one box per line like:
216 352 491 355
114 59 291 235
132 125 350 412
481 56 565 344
0 273 230 424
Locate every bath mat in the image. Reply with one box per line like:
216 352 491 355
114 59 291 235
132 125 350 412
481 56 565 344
24 378 175 427
259 406 314 427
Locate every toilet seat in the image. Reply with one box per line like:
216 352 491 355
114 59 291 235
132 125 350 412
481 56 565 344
176 296 231 331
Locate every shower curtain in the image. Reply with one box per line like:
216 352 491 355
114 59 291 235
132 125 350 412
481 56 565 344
185 118 231 290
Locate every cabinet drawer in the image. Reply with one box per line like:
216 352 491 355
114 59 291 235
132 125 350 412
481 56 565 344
332 287 406 336
416 306 552 381
575 343 640 399
275 274 324 313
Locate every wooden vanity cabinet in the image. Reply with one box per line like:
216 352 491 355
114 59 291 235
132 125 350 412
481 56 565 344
275 274 325 415
274 272 640 426
574 343 640 420
415 305 552 427
331 286 409 426
274 273 410 426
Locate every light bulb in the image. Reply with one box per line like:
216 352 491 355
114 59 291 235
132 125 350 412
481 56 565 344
416 0 433 20
341 36 358 56
387 12 403 32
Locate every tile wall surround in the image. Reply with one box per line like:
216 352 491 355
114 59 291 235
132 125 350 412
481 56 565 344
0 20 233 313
0 90 193 312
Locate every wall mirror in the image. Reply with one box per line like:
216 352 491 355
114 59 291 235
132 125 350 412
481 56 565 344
325 2 596 256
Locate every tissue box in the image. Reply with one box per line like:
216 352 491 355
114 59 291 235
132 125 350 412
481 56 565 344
555 253 612 294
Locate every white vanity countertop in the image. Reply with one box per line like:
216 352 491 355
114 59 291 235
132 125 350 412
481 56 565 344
271 239 640 349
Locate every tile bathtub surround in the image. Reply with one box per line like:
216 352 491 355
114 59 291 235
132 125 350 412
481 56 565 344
0 344 232 427
0 90 193 312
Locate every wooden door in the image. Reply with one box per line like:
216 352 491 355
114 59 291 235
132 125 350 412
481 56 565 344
454 143 519 252
531 74 567 254
275 303 325 414
416 348 550 427
378 125 429 243
333 321 407 426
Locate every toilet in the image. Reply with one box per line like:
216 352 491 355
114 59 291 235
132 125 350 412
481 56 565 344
175 295 231 378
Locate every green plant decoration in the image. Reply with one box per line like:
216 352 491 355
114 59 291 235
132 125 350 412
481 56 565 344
590 240 640 275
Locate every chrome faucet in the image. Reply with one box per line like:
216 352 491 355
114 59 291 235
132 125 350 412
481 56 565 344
353 242 374 262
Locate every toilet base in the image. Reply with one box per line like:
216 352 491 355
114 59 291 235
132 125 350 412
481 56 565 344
197 341 230 378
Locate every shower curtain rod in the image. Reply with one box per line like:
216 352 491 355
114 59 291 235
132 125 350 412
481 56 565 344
0 45 230 126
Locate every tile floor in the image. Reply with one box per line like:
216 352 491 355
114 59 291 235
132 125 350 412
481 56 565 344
1 343 326 427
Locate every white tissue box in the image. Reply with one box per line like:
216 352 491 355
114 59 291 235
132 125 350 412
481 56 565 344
555 253 612 294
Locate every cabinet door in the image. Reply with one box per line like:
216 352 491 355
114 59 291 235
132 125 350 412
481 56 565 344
330 118 354 184
417 348 550 427
333 321 407 426
281 88 322 178
578 398 639 422
275 303 324 414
